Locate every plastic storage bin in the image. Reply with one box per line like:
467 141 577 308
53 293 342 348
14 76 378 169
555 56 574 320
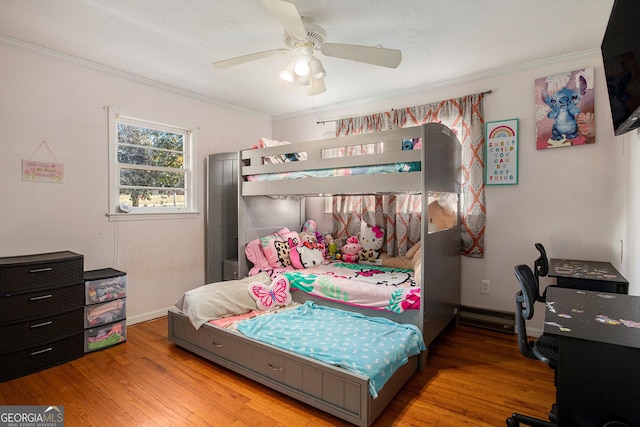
84 298 126 328
84 268 127 304
84 319 126 353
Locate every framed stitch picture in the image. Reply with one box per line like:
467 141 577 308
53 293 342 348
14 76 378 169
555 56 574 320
535 67 595 149
485 119 518 185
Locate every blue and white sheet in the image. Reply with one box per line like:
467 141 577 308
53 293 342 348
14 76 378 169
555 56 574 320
246 162 421 182
236 301 426 398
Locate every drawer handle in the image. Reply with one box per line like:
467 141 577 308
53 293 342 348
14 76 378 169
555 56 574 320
30 294 53 301
31 347 53 356
268 364 283 372
29 267 53 273
211 341 223 348
30 321 53 329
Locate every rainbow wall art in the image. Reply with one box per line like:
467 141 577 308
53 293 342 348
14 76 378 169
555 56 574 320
485 119 518 185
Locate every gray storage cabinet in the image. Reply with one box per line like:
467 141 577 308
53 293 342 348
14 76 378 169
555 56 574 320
206 152 239 283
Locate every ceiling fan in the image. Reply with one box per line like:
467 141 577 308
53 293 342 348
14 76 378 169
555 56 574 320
212 0 402 95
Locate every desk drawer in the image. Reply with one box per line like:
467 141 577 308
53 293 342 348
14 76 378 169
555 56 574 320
0 283 84 323
557 278 628 294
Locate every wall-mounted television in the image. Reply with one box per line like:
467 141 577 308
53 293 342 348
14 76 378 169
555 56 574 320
601 0 640 136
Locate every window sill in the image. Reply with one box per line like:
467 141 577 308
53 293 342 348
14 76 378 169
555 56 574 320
107 211 200 222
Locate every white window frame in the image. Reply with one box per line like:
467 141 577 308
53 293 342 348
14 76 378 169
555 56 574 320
107 106 198 221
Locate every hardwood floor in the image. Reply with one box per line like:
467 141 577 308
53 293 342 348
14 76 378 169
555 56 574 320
0 318 555 426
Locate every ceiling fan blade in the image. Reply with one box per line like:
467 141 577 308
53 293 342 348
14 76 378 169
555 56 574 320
321 43 402 68
261 0 307 40
213 49 288 69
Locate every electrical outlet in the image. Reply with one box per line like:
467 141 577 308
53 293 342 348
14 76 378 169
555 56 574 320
481 280 491 294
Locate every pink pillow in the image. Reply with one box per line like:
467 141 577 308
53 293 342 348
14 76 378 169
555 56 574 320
245 228 290 270
290 241 325 269
249 275 292 311
260 231 300 268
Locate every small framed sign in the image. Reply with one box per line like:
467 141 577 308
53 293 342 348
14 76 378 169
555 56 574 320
22 160 64 183
485 119 518 185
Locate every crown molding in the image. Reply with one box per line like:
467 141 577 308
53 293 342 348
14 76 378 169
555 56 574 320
0 33 269 120
2 32 600 123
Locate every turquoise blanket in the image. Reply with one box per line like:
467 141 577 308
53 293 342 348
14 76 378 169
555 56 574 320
237 301 426 398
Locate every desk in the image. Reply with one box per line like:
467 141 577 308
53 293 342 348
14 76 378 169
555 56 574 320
548 258 628 294
544 287 640 426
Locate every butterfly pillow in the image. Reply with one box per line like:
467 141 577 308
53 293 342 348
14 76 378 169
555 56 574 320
248 275 292 311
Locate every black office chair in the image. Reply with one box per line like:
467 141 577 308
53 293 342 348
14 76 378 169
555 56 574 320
506 264 559 427
533 243 550 302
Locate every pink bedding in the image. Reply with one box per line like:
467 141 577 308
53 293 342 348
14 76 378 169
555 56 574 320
245 227 421 313
283 262 420 313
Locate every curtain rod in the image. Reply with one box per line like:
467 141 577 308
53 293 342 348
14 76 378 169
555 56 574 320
316 90 493 125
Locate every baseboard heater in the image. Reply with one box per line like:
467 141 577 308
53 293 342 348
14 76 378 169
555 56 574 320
459 305 515 334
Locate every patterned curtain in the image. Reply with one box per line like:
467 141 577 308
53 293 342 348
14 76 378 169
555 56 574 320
332 93 486 258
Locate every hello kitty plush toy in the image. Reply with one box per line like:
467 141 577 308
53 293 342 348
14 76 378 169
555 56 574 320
359 224 384 262
340 236 362 263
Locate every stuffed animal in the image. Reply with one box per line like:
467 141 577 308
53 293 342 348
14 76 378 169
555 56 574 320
379 196 457 270
359 224 384 262
324 233 337 259
427 196 457 233
380 241 422 270
299 219 318 244
341 236 362 263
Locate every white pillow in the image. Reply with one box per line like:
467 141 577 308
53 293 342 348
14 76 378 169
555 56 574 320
175 273 271 329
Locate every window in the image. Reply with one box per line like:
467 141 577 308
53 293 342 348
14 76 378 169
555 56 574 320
108 107 197 219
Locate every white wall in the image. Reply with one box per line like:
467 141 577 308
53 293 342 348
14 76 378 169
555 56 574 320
0 41 271 324
617 130 640 295
272 50 633 335
3 40 634 335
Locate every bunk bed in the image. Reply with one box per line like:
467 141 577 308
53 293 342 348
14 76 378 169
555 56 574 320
168 123 461 426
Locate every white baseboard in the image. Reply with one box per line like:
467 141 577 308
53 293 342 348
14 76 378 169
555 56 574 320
127 307 170 325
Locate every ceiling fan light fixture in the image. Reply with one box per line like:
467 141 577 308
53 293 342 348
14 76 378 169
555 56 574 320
293 46 312 76
280 59 296 82
310 57 326 80
307 78 326 96
297 74 311 86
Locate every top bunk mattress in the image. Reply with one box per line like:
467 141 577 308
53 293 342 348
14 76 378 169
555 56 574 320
246 161 421 182
239 123 461 197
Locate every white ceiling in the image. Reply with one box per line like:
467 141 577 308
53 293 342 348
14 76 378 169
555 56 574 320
0 0 615 119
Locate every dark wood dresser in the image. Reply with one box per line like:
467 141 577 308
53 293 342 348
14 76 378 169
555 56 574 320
0 251 85 382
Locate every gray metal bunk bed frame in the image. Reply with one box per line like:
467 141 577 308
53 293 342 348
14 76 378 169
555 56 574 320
168 122 461 426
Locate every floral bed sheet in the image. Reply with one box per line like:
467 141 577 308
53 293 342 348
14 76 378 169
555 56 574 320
282 262 420 313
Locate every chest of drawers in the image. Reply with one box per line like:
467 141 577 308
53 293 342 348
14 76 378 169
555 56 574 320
0 251 85 382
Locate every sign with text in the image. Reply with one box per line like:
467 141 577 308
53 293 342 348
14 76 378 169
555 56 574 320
485 119 518 185
0 405 64 427
22 160 64 183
